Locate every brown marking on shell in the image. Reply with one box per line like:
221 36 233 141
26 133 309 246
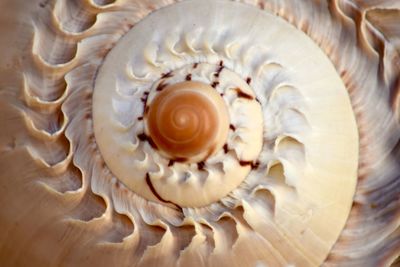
145 173 182 212
197 161 206 171
185 74 192 81
214 60 224 78
223 144 229 154
156 81 169 92
161 71 173 79
246 77 252 84
211 81 219 88
141 91 150 104
229 124 236 131
137 133 158 150
137 133 147 142
239 160 260 170
239 161 252 167
235 88 254 100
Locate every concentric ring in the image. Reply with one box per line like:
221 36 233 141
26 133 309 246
145 81 229 162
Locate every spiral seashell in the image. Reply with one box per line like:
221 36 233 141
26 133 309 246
0 0 399 266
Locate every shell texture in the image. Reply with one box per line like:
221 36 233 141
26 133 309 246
0 0 399 266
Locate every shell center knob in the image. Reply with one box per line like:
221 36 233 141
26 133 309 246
145 81 230 163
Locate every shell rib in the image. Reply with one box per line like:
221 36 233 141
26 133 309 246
0 0 399 266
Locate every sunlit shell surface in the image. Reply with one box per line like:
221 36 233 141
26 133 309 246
0 0 399 266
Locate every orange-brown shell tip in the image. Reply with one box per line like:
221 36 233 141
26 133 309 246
145 81 230 162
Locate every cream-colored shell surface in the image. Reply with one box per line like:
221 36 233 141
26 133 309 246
0 0 399 267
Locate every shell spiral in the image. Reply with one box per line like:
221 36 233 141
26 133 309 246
145 81 229 162
0 0 399 266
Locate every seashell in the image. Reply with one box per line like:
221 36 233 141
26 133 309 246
0 0 399 266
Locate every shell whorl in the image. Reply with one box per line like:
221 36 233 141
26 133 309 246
1 0 399 266
145 81 229 162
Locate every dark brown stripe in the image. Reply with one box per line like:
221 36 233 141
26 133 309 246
214 61 224 78
141 95 149 104
145 173 182 212
156 81 169 92
161 71 173 79
239 160 252 167
223 144 229 154
137 133 147 142
137 133 158 149
236 88 254 100
239 160 260 170
211 81 219 88
197 161 206 171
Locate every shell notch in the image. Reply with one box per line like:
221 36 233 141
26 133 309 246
144 81 230 163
